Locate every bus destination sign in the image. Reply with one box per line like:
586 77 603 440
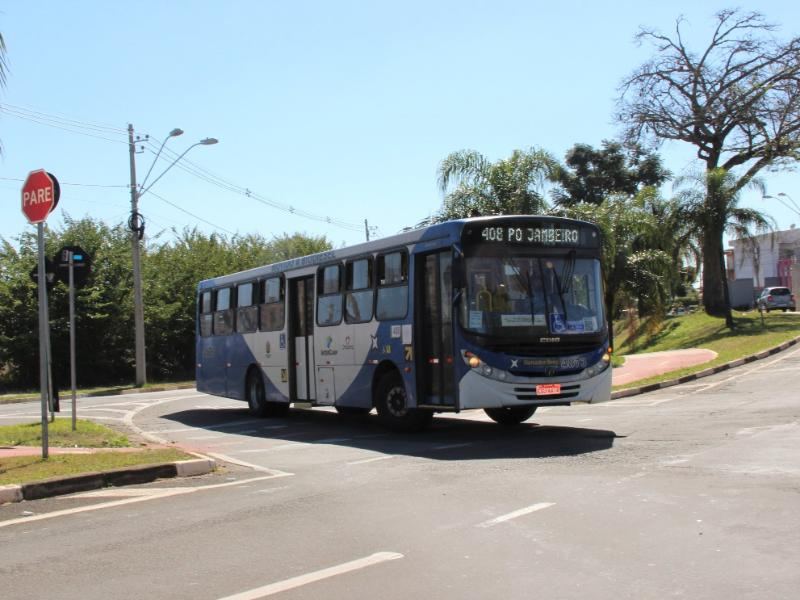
464 221 599 248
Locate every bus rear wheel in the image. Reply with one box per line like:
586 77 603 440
484 406 537 425
247 372 269 417
376 372 433 432
247 371 289 418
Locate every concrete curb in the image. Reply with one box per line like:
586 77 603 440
0 458 215 505
609 334 800 400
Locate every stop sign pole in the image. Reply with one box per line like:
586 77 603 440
21 169 60 459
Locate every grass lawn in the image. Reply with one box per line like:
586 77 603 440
0 418 130 448
0 419 196 486
0 449 193 485
612 310 800 389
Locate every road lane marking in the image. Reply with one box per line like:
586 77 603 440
477 502 556 528
205 452 295 476
691 345 800 394
0 473 293 529
347 455 395 465
122 394 212 444
215 552 404 600
431 442 473 451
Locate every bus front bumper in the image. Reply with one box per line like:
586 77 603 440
457 366 612 410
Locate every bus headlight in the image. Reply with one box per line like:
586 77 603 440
584 356 611 378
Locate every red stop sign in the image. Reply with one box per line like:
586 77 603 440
21 170 58 224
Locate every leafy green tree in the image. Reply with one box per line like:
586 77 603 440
0 217 135 390
0 219 332 390
436 148 559 220
552 140 669 206
617 9 800 319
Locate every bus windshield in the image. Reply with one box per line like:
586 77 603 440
459 251 605 338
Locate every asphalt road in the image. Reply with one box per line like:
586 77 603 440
2 346 799 599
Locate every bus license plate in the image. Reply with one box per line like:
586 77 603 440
536 384 561 396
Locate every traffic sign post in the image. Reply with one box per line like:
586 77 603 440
68 252 77 430
21 170 60 459
53 245 91 430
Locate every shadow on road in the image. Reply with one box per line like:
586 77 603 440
160 406 620 460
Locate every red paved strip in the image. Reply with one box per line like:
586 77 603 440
613 349 717 387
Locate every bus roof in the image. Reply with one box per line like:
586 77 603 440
197 215 599 290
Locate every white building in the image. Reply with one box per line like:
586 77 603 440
727 226 800 294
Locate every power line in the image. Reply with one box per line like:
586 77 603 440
143 137 365 232
0 104 128 145
0 102 127 133
2 101 367 234
0 176 127 189
147 190 236 236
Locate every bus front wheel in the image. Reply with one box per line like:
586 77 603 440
484 406 537 425
375 372 433 432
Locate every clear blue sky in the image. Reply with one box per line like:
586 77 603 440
2 1 799 249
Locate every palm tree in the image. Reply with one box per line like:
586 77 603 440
436 148 558 220
637 188 701 303
674 168 774 328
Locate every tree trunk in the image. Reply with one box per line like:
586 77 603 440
701 229 727 317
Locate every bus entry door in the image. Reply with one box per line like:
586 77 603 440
289 276 316 402
416 250 455 407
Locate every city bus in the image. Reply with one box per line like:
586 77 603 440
196 215 612 431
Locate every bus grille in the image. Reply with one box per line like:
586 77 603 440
484 342 600 357
513 384 580 402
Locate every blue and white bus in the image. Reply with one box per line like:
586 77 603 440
196 215 611 431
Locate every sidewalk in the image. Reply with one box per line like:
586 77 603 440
612 349 718 387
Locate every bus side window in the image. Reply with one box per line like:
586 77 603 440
199 290 213 337
345 257 374 324
236 281 258 333
259 276 285 332
213 287 235 336
376 251 408 320
317 264 343 326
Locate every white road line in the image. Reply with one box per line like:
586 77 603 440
347 455 395 465
205 452 295 476
215 552 404 600
691 345 800 394
431 443 474 451
0 473 292 529
122 394 211 445
144 427 196 434
477 502 556 528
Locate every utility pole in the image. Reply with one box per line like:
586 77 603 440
128 124 147 386
364 219 370 242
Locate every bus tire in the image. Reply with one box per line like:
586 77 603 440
375 372 433 432
484 406 537 425
247 371 270 417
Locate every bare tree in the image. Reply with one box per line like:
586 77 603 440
617 9 800 325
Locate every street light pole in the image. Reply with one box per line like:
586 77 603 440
127 124 218 386
128 124 147 386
